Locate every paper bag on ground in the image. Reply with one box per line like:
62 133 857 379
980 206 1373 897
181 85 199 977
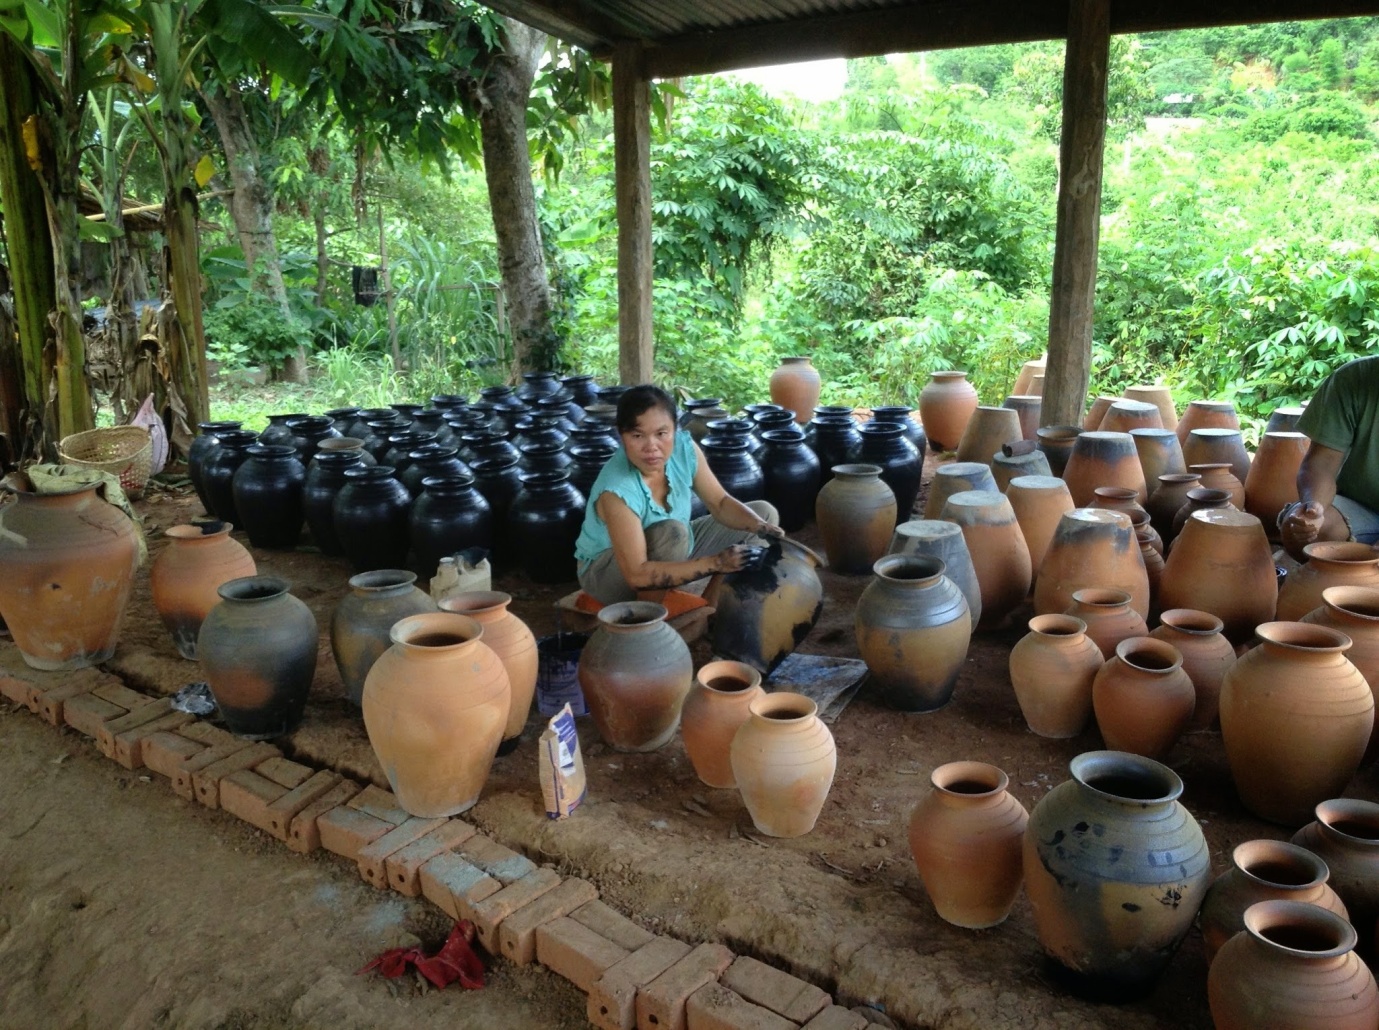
539 703 586 819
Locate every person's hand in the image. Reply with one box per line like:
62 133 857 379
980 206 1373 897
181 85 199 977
1281 501 1326 552
754 521 785 540
713 544 755 573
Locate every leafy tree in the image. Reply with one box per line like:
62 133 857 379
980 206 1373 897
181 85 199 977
1319 37 1347 89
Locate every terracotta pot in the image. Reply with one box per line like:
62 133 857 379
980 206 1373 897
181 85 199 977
1024 750 1210 996
330 570 437 706
361 612 510 817
1147 472 1201 544
1009 613 1103 737
938 490 1031 630
1089 485 1148 520
1303 586 1379 759
1129 428 1187 493
1035 425 1081 478
1200 840 1349 964
1278 542 1379 622
1011 358 1045 397
1138 529 1165 608
681 660 764 789
1266 406 1306 434
1099 399 1163 434
768 357 821 425
438 591 536 752
1062 430 1147 507
855 554 972 712
1221 623 1374 826
1189 462 1246 509
730 692 836 838
1184 427 1252 487
1246 431 1308 540
1292 799 1379 947
1172 485 1235 539
1123 385 1178 432
887 519 982 626
1177 399 1240 445
0 480 140 670
709 538 825 676
199 576 319 739
1150 609 1236 730
1002 394 1042 441
1128 508 1164 556
990 449 1051 492
1092 636 1195 760
1028 373 1045 396
1006 475 1074 575
579 601 693 751
1064 587 1149 660
918 370 979 451
954 406 1022 467
1159 508 1279 645
149 521 257 660
815 464 896 575
1209 900 1379 1030
1081 396 1118 432
922 461 996 520
1034 508 1150 619
908 761 1029 928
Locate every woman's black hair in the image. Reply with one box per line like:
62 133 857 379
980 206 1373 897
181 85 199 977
615 385 678 433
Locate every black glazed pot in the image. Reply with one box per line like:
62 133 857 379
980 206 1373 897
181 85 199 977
324 406 361 431
303 450 366 555
679 397 722 429
382 430 437 473
333 465 413 572
472 456 525 572
569 442 616 498
409 474 494 575
806 415 864 482
859 421 924 521
519 441 572 475
596 385 629 407
189 421 243 514
760 428 822 532
702 418 754 448
750 409 797 460
390 402 424 424
259 412 307 447
480 384 527 415
509 470 585 583
286 414 339 466
517 370 561 402
201 429 260 526
460 430 521 467
701 437 765 503
360 417 410 461
517 413 570 450
348 408 398 440
232 444 306 550
400 444 471 497
532 399 580 434
410 408 453 446
429 394 469 413
870 405 928 454
560 374 599 409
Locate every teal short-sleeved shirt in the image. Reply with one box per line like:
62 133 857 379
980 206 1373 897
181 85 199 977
1297 355 1379 513
574 431 699 562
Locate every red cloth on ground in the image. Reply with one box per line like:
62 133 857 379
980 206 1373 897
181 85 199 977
357 920 485 989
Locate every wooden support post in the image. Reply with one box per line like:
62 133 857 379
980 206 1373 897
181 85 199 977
613 42 654 386
1044 0 1110 427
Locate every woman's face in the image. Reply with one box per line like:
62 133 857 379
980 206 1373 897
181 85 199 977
621 406 677 474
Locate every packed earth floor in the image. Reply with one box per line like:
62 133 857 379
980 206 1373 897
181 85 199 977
3 455 1373 1030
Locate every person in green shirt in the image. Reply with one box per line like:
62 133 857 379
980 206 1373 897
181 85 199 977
1281 355 1379 559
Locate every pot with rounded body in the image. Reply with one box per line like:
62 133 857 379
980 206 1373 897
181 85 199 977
768 357 821 424
383 430 437 475
439 591 536 753
749 409 797 459
1147 472 1201 543
685 406 730 443
1200 840 1349 965
509 470 585 584
939 490 1031 630
333 465 412 573
1303 586 1379 759
681 660 764 788
922 461 997 521
1278 542 1379 622
0 480 141 670
1023 750 1211 997
868 405 926 454
472 456 524 573
198 576 318 738
360 417 410 461
1137 525 1165 604
918 370 980 451
887 519 982 626
201 429 260 525
1220 623 1375 826
1245 431 1308 540
409 474 493 577
150 521 257 660
1081 396 1117 431
400 444 470 497
855 554 971 712
232 443 306 550
1176 399 1240 444
1002 394 1042 441
954 406 1022 467
709 538 825 676
816 464 896 575
857 422 923 521
1098 399 1164 435
285 414 340 466
361 612 510 817
1183 427 1252 488
1062 430 1147 506
1035 425 1081 478
1092 636 1195 760
258 412 305 447
701 438 764 503
1034 508 1150 619
1172 485 1234 539
1292 798 1379 945
807 416 865 482
1208 900 1379 1030
908 761 1029 928
990 448 1051 492
680 397 724 431
1158 508 1278 645
578 601 693 751
331 570 437 705
1005 474 1074 575
303 450 366 556
1065 588 1149 660
314 436 375 467
760 427 822 532
189 421 243 514
1089 484 1148 521
1129 428 1186 494
1150 609 1236 730
1189 462 1246 509
1009 613 1103 737
1123 385 1178 432
560 373 599 408
348 408 398 440
730 692 836 838
567 441 617 500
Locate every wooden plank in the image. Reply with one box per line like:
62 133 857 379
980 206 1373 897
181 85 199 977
613 41 654 388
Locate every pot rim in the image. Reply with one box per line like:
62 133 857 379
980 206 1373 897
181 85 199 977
1184 486 1231 505
1113 636 1184 674
1157 609 1224 636
1314 798 1379 848
1062 508 1133 529
1302 541 1379 566
348 569 419 594
928 369 969 380
197 420 244 431
1035 425 1081 440
438 590 512 618
830 463 883 479
1156 472 1202 485
872 553 946 585
1069 749 1183 806
747 691 818 723
778 356 812 365
388 611 484 651
1128 427 1177 439
166 520 233 541
1188 462 1234 474
1241 900 1357 960
1186 399 1237 412
1254 621 1353 654
344 464 398 481
596 600 668 630
930 760 1009 798
1187 426 1243 440
1027 613 1088 638
1070 587 1132 610
245 443 299 460
217 575 291 603
1232 839 1329 892
694 660 763 695
1319 586 1379 621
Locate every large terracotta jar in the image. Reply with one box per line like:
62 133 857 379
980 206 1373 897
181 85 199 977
1123 384 1178 431
709 538 824 676
1150 609 1236 730
815 464 897 575
1158 508 1278 645
1220 623 1374 826
918 370 979 451
1002 394 1042 441
990 449 1051 492
579 601 692 751
1278 542 1379 622
199 576 318 739
1246 431 1308 538
437 590 536 754
938 490 1031 630
1184 427 1252 487
907 761 1029 928
768 357 821 424
1092 636 1195 761
150 521 257 660
1024 750 1210 996
954 406 1022 467
1147 472 1201 544
0 479 140 670
1061 430 1147 506
1200 840 1349 964
1303 586 1379 757
1011 357 1044 397
1292 799 1379 944
681 660 763 789
1099 399 1163 434
1034 508 1150 619
1189 462 1246 509
1129 428 1187 493
1209 900 1379 1030
855 554 971 712
1009 614 1103 737
361 611 510 817
1035 425 1081 478
1005 475 1074 576
331 570 437 706
1171 485 1235 539
921 461 996 520
1081 396 1117 432
1065 587 1148 659
1177 399 1240 445
887 519 982 627
730 692 836 838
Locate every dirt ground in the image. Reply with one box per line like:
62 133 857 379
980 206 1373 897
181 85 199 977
5 456 1378 1029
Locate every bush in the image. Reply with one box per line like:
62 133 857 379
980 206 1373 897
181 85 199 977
204 298 312 371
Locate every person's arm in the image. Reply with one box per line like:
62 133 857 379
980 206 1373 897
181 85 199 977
600 492 745 591
1281 441 1348 556
690 442 785 537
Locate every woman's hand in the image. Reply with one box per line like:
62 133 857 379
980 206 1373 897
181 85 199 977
713 544 758 573
755 521 786 540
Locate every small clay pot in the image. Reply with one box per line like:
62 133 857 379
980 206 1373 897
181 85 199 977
1147 472 1201 544
1292 799 1379 951
681 660 764 789
1065 588 1148 660
149 522 257 660
730 692 836 838
1150 609 1236 730
1092 636 1195 761
1009 614 1103 738
1303 586 1379 762
1189 462 1246 509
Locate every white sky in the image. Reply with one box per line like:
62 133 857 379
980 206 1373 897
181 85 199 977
726 58 848 102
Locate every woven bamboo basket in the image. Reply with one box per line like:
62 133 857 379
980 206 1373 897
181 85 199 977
58 426 153 499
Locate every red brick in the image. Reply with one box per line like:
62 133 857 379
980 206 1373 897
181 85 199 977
589 937 692 1030
318 805 394 861
637 941 736 1030
255 756 314 789
180 722 241 747
62 693 128 738
536 916 630 991
347 785 410 825
287 779 363 854
498 876 599 966
572 900 656 952
142 730 208 779
29 679 94 724
108 709 195 769
0 673 36 707
801 1008 869 1030
97 698 174 760
356 817 449 889
458 834 537 884
384 820 476 896
418 851 503 920
172 738 252 799
268 771 345 841
685 983 798 1030
192 742 280 808
220 768 291 835
720 957 831 1024
470 868 562 953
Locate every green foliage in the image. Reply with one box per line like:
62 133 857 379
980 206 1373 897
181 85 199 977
204 295 313 369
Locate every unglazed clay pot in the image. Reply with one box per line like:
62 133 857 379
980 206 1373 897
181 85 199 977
1034 508 1150 619
0 479 140 670
1092 636 1195 760
990 448 1051 492
1184 427 1251 488
922 461 997 521
681 660 764 789
1221 623 1374 826
1292 799 1379 947
730 692 836 838
1009 614 1103 738
1177 399 1240 444
887 519 982 627
918 370 979 451
1208 900 1379 1030
1005 475 1074 576
768 357 821 424
709 538 825 676
1129 428 1187 494
361 612 510 817
816 464 897 575
199 576 318 739
439 591 536 754
1011 358 1044 397
1035 425 1081 479
1061 430 1147 507
1189 462 1246 509
1002 394 1042 441
855 554 972 712
330 570 436 706
1158 508 1278 645
1246 431 1308 539
1024 750 1210 997
1065 588 1149 660
1099 399 1163 434
1200 840 1349 964
1304 586 1379 758
1123 385 1178 432
939 490 1031 630
149 522 257 660
954 406 1022 467
1138 525 1165 606
1172 485 1234 539
1278 542 1379 623
908 761 1029 928
1081 396 1117 432
1150 609 1236 730
579 602 693 751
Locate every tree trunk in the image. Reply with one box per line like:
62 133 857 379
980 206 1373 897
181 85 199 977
314 207 328 307
162 181 210 452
